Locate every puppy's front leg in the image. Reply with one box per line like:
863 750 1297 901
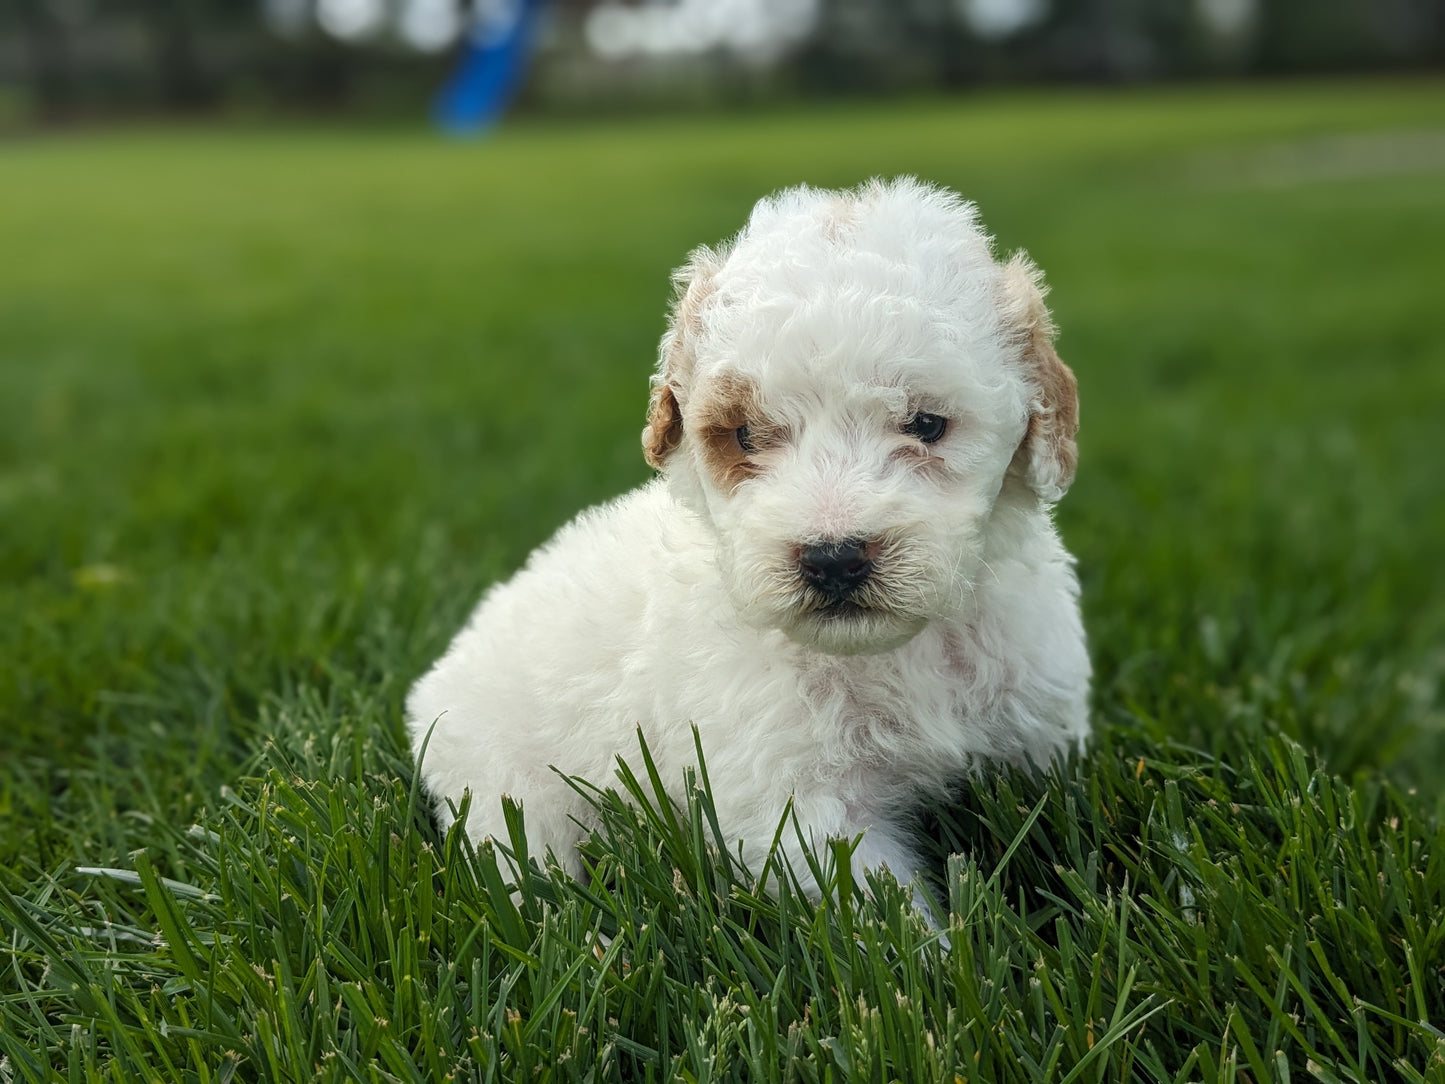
848 824 924 887
846 819 947 929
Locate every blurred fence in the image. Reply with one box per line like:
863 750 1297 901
0 0 1441 125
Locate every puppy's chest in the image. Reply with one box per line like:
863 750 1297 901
796 626 1007 758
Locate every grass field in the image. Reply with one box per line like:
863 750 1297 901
2 79 1444 1081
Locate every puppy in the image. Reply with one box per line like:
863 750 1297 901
407 177 1088 898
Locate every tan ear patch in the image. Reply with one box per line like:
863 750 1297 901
1023 329 1079 493
1002 253 1079 501
642 381 683 469
642 243 727 470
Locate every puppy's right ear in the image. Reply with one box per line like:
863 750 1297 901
642 244 723 469
642 381 682 469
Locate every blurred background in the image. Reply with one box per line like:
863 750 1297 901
2 9 1443 1071
1 0 1442 876
1 0 1442 127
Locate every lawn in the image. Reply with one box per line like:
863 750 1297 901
2 79 1443 1081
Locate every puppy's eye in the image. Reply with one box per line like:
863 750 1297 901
736 424 756 454
902 412 948 444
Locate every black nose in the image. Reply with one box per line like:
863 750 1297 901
798 540 872 601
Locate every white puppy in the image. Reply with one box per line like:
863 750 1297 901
407 177 1088 897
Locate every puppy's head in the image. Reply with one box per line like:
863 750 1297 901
643 177 1078 656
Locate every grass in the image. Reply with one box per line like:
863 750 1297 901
1 78 1443 1080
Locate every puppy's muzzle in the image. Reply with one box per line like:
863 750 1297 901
797 540 873 603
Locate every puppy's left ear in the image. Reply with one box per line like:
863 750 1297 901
643 243 724 469
999 253 1079 502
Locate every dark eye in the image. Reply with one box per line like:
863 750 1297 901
902 412 948 444
736 424 756 453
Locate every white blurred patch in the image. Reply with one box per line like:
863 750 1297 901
956 0 1048 41
317 0 386 41
585 0 819 62
398 0 462 52
1195 0 1256 37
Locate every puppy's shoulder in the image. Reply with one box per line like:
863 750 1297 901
525 478 704 576
406 480 694 739
457 478 702 630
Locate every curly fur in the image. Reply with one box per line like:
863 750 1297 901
407 177 1089 896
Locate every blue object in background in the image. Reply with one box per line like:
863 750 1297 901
433 0 542 136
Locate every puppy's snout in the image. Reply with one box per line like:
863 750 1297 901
798 540 873 601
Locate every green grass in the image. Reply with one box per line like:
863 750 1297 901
2 79 1443 1080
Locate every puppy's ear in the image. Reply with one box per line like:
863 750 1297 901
1000 253 1079 502
642 382 682 469
643 243 723 469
